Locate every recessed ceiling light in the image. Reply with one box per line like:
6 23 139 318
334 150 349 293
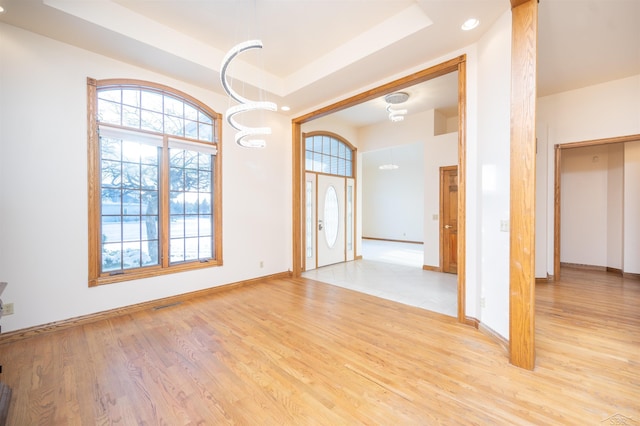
281 106 290 111
461 18 480 31
0 6 5 13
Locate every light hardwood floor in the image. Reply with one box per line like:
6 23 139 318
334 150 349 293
0 268 638 424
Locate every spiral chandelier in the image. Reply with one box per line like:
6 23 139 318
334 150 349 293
220 40 277 148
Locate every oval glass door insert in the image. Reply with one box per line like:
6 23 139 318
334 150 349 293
324 186 339 248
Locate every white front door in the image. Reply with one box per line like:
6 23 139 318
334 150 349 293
317 174 345 267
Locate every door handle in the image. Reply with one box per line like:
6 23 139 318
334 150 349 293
444 225 453 229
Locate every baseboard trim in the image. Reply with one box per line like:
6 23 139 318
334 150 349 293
606 267 623 275
623 272 640 280
464 316 479 328
561 262 606 272
363 237 423 245
0 271 292 345
422 265 442 272
478 322 509 355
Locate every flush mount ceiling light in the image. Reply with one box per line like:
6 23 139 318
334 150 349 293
461 18 480 31
220 39 277 148
384 91 409 105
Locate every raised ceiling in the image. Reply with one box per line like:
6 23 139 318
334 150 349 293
1 0 638 122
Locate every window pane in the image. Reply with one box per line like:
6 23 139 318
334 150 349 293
185 193 199 214
199 171 211 192
184 215 199 237
102 243 122 271
142 239 159 266
184 169 198 192
98 99 121 125
185 103 198 120
170 149 184 167
101 160 121 187
199 236 212 258
199 216 212 236
122 163 140 189
199 193 211 214
102 216 122 243
170 192 184 214
140 145 159 166
199 123 213 141
185 238 198 261
141 91 163 112
122 89 139 107
122 140 141 163
142 191 158 215
322 154 331 173
141 165 158 189
140 110 163 132
122 105 140 128
185 120 198 139
122 241 142 269
198 152 211 171
170 238 185 263
123 190 140 215
101 138 121 161
170 168 184 191
331 138 339 156
322 136 331 155
123 217 141 242
305 150 313 171
165 115 184 137
98 89 121 102
339 142 346 159
164 96 183 117
170 216 185 238
313 136 322 153
199 111 212 124
184 151 198 169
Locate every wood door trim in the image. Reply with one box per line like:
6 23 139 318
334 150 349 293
292 56 467 324
552 133 640 280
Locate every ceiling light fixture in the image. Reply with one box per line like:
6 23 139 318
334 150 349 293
386 105 407 122
384 92 409 105
220 39 277 148
461 18 480 31
379 164 399 170
384 91 409 122
0 6 5 13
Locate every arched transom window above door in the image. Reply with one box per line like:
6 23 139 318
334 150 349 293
304 132 354 177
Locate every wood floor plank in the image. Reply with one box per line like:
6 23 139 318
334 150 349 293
0 268 638 424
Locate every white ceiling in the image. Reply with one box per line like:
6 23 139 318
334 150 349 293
1 0 639 127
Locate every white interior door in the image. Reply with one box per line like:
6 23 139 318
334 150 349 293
317 174 345 267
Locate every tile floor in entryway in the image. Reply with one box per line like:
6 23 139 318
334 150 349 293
302 239 458 317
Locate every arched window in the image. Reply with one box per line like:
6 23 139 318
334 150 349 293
304 132 354 177
87 78 222 286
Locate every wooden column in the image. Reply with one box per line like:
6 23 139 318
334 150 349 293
509 0 538 370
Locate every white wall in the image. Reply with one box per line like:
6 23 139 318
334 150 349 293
537 74 640 277
0 23 291 332
624 141 640 273
607 144 624 270
362 142 424 242
475 10 512 339
560 146 610 266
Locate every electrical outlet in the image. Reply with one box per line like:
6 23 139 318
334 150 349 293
3 303 14 316
480 297 486 309
259 261 264 268
500 220 510 232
